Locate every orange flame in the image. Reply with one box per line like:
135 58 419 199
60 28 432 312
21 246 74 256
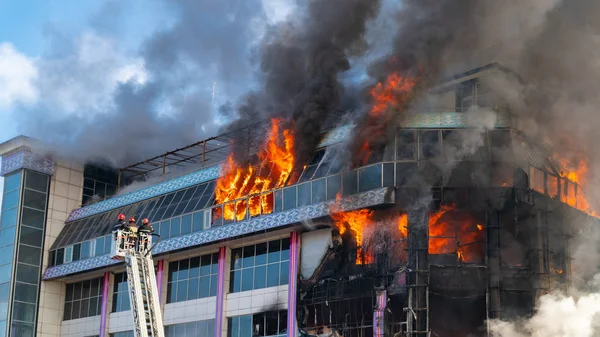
215 118 294 221
369 72 416 117
330 195 408 265
558 159 599 217
428 205 485 263
357 72 416 166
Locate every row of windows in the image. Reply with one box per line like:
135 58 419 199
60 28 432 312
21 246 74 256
167 253 219 303
64 278 104 321
230 239 289 293
90 240 290 318
228 310 287 337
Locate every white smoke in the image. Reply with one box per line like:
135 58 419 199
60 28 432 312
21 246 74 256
489 284 600 337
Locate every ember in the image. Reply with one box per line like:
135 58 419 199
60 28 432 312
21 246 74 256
215 118 295 221
428 205 485 263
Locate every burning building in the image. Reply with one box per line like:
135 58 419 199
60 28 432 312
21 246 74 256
1 63 597 337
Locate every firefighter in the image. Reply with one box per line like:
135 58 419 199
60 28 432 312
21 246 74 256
124 217 138 249
138 218 154 251
114 214 127 249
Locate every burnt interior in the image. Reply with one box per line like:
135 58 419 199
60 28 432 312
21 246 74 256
297 103 597 337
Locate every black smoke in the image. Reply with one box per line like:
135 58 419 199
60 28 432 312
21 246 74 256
225 0 382 168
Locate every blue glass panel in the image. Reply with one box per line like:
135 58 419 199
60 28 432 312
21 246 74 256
282 187 296 211
3 172 21 193
159 220 170 238
95 237 105 256
241 268 253 291
297 183 311 207
0 246 13 265
170 218 181 237
1 209 17 229
359 164 382 192
266 263 279 287
199 275 210 298
189 257 200 278
2 190 19 211
279 261 289 285
181 214 192 235
311 178 326 203
0 227 16 247
254 265 266 289
326 174 341 200
192 211 203 232
209 274 217 297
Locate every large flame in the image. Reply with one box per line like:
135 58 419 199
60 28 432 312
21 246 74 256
331 195 408 265
428 205 485 263
369 72 416 117
356 72 416 166
215 118 295 221
558 159 598 217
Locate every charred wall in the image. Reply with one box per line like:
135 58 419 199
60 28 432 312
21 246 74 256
298 181 585 337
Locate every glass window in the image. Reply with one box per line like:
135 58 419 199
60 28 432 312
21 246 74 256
181 215 192 235
3 172 22 193
167 253 219 304
22 190 46 211
228 311 287 337
420 130 441 159
16 264 39 285
20 208 45 229
110 332 134 337
297 183 311 207
2 190 19 211
17 245 40 266
396 130 417 160
230 239 290 293
358 164 382 192
282 188 296 211
112 273 130 312
64 277 103 320
24 171 49 193
192 212 204 232
1 208 18 229
165 319 215 337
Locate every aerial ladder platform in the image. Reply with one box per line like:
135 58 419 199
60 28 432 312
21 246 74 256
110 216 164 337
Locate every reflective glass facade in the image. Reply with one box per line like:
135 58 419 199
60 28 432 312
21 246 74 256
230 239 290 293
0 170 50 337
63 278 103 321
0 172 21 336
112 273 130 313
167 253 219 303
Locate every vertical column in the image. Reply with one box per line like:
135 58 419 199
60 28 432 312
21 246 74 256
487 210 501 321
156 260 164 302
215 247 227 337
99 272 110 337
287 232 300 337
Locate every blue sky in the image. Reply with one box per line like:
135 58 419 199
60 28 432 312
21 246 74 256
0 0 298 207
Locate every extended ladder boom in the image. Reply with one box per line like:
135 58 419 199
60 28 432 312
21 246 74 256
111 216 164 337
126 251 164 337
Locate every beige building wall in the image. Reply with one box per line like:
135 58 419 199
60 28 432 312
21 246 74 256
37 160 84 337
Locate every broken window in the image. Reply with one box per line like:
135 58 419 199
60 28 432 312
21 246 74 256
228 310 287 337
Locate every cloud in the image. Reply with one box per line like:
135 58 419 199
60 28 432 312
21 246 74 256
0 42 38 109
33 32 148 117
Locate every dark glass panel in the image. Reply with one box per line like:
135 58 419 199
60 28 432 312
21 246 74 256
22 190 46 210
25 171 49 192
17 245 41 265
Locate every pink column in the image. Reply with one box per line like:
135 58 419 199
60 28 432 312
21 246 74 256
99 272 110 337
287 232 300 337
215 246 227 337
156 260 164 302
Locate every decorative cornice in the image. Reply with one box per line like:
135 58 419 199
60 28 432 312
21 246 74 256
0 149 54 177
42 187 392 280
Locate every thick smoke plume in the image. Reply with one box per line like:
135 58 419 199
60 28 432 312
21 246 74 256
226 0 381 167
